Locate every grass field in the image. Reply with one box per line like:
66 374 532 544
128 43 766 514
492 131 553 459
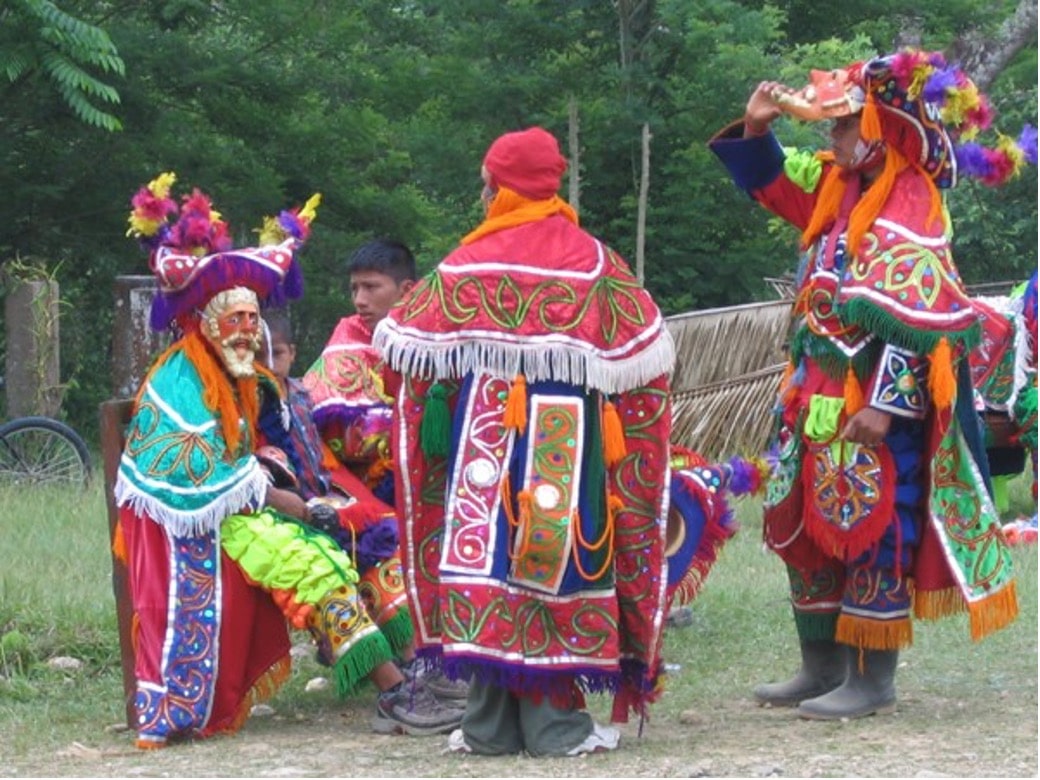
0 473 1035 776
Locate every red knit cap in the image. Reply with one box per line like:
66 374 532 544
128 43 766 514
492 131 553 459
483 127 567 200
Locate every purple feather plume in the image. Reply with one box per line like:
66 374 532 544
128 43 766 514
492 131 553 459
1018 125 1038 165
724 456 757 496
922 69 957 104
955 142 991 178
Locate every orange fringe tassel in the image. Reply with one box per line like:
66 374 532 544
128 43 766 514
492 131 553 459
835 612 913 651
967 581 1019 642
913 586 964 621
928 336 956 410
843 365 865 416
223 654 292 736
602 401 627 466
503 373 527 431
111 518 128 565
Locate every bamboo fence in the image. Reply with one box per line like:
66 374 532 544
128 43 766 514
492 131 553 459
666 300 790 459
667 280 1019 460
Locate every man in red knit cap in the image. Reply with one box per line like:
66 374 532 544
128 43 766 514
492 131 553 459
373 126 745 757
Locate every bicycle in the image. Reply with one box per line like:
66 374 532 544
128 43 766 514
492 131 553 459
0 415 92 487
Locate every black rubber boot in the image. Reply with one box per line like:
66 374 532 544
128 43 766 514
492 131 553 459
797 649 898 720
753 639 847 707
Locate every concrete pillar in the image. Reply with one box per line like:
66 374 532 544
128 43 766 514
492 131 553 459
110 276 168 400
4 278 62 417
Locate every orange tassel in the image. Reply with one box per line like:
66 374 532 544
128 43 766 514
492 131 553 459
928 336 956 410
860 93 882 141
602 401 627 466
503 374 527 431
844 365 865 417
517 490 533 527
507 490 534 561
111 518 128 565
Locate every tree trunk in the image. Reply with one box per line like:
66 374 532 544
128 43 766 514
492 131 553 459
949 0 1038 91
567 94 580 212
636 122 651 285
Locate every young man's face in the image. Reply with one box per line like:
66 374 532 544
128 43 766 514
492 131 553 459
269 336 296 381
350 270 413 331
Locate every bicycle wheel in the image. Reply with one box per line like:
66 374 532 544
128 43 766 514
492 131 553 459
0 416 92 487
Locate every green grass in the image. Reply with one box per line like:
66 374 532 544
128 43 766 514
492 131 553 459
658 480 1038 711
0 473 1035 771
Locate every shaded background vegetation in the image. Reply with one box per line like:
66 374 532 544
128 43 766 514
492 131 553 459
0 0 1036 446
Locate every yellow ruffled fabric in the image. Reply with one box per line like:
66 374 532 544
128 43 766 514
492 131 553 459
221 510 358 605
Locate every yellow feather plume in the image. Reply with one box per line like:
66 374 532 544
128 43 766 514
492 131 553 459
148 171 176 198
299 193 322 224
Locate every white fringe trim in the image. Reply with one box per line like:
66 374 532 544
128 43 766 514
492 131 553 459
376 328 675 394
114 468 269 538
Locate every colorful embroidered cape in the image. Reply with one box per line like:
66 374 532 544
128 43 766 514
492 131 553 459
116 349 269 537
303 314 395 471
375 214 678 720
114 346 388 747
710 125 1017 643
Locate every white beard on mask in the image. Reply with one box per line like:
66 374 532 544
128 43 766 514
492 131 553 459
201 287 262 377
217 334 261 377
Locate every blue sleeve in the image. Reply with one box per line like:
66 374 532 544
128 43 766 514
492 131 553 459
708 120 786 196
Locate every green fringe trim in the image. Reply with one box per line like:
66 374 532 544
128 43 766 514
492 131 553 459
420 382 451 458
332 629 394 698
791 325 880 380
792 610 839 642
379 606 416 658
841 297 981 355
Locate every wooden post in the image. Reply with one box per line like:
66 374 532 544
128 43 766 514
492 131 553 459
100 398 136 728
101 275 166 728
110 276 166 399
4 278 62 418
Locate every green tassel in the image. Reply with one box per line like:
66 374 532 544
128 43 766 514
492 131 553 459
332 630 394 698
841 297 981 355
421 382 452 458
379 607 416 658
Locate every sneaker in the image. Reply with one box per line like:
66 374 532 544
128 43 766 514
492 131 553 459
372 681 464 736
423 669 471 701
399 659 471 702
445 728 473 754
565 722 620 756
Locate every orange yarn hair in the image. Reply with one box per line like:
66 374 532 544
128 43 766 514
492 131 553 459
181 330 264 457
801 97 945 260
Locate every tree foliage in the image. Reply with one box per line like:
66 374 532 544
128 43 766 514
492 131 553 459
0 0 1035 443
0 0 125 130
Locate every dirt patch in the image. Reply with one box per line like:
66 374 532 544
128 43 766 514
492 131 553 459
12 662 1037 778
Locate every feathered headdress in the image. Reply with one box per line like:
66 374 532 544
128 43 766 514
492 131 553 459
127 172 320 331
860 49 1036 189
